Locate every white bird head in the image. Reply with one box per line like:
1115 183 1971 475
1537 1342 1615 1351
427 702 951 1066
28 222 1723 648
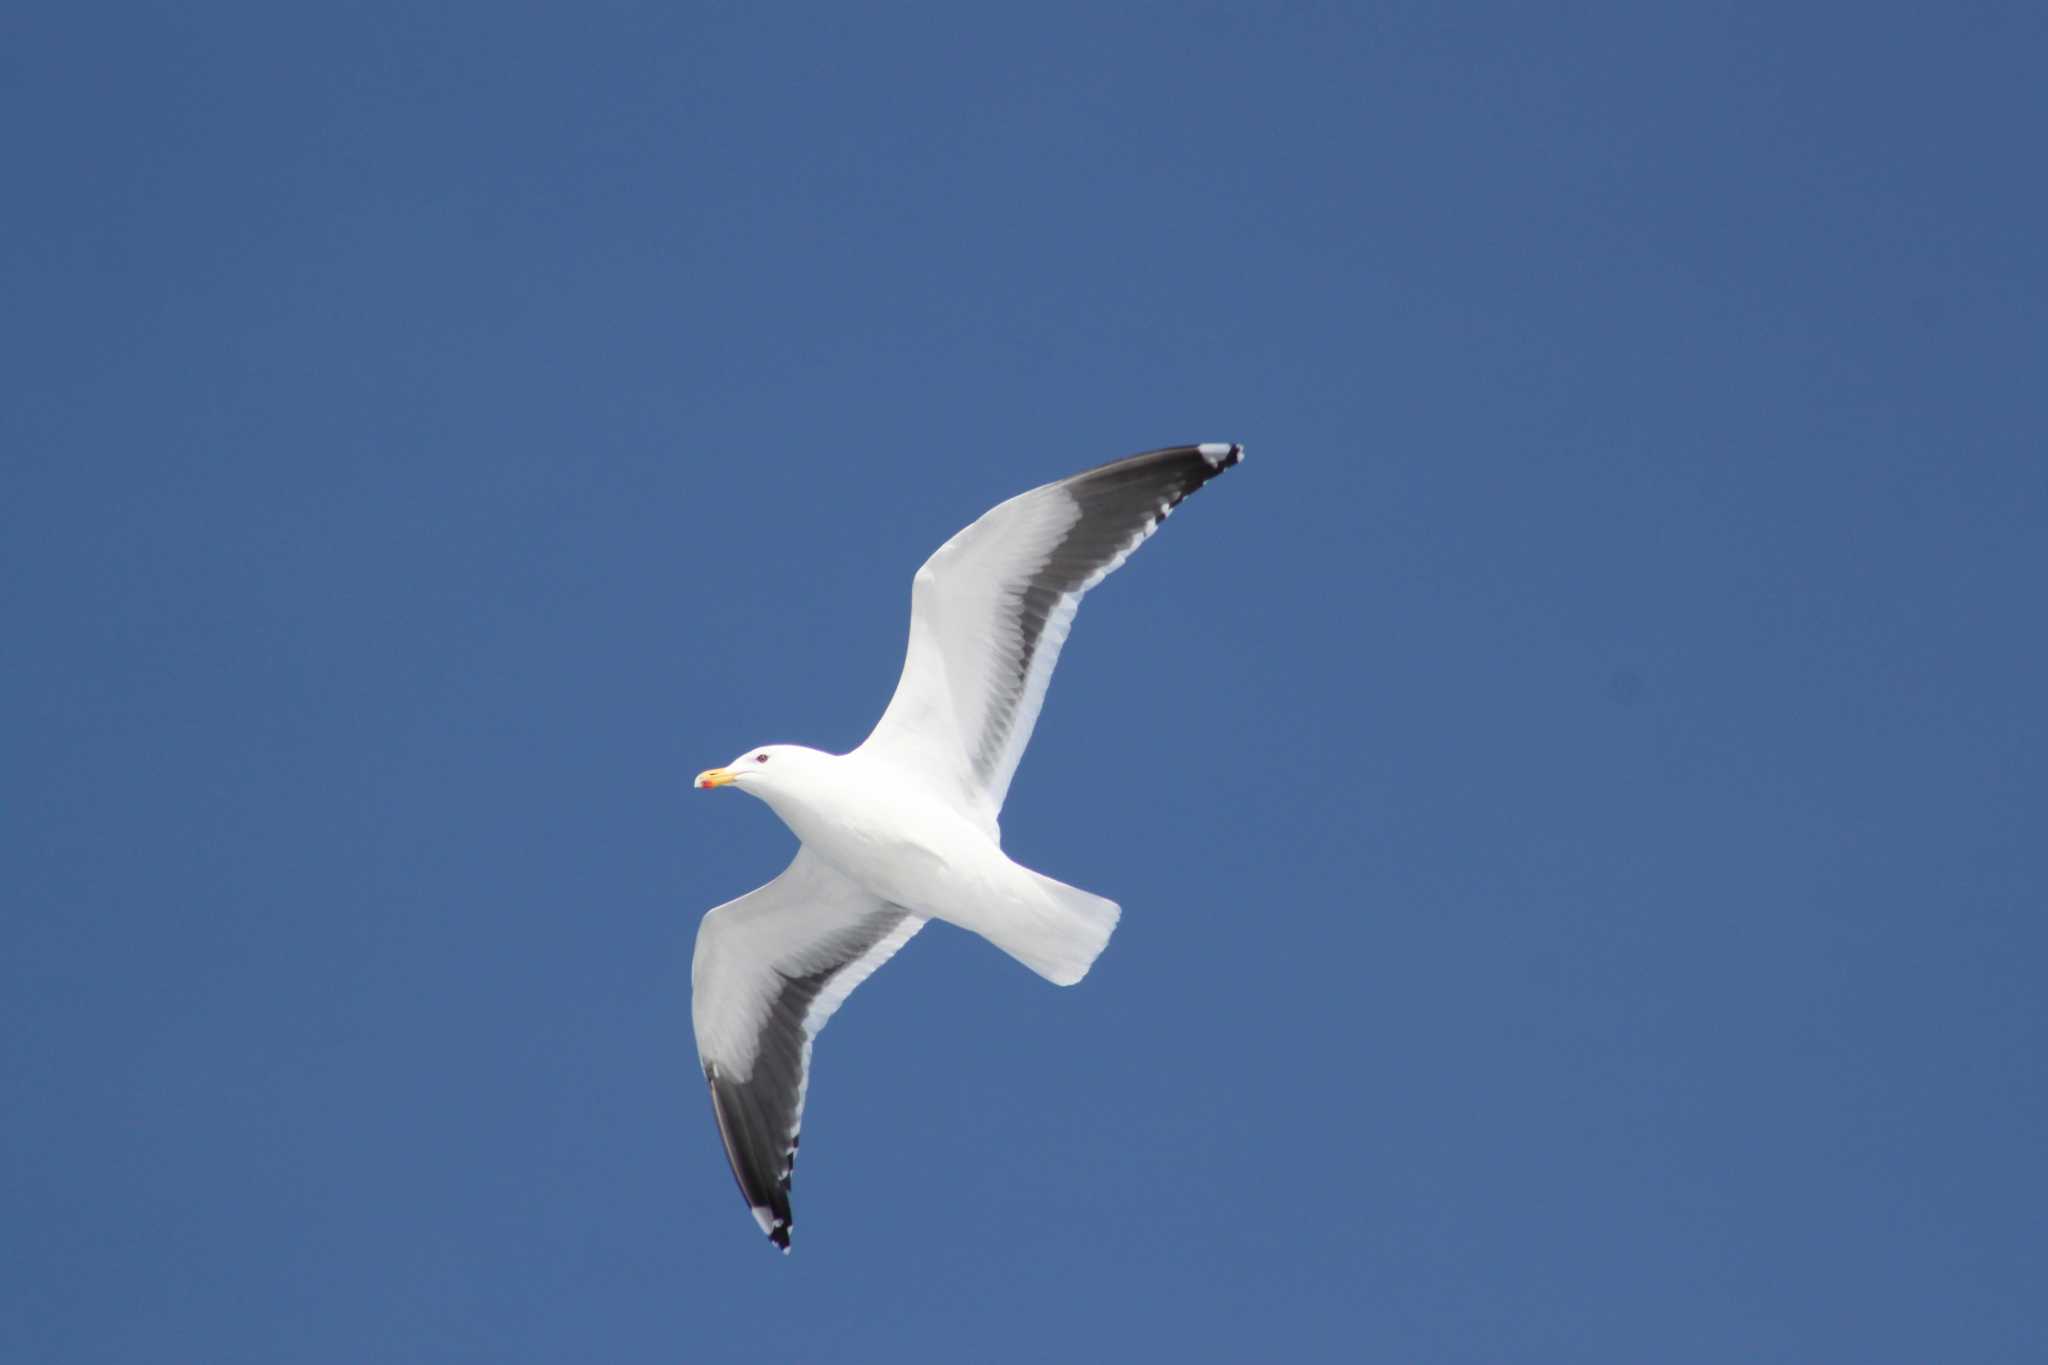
694 744 818 798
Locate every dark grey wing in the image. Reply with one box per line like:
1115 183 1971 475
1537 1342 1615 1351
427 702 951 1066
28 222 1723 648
690 849 925 1251
856 444 1244 819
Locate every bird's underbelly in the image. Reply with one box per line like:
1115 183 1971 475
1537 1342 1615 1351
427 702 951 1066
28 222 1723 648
779 797 1026 925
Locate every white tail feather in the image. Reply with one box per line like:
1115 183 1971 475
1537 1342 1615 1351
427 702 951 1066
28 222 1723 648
980 873 1121 986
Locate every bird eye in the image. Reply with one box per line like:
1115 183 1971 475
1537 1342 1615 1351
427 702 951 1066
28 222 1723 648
755 753 769 763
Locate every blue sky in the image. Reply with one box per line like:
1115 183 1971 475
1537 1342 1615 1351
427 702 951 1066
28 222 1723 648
5 3 2045 1361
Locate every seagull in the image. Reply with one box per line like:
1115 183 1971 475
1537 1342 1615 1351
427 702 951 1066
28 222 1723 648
690 442 1244 1250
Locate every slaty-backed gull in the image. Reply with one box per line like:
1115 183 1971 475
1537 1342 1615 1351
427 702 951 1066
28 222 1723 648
690 442 1244 1250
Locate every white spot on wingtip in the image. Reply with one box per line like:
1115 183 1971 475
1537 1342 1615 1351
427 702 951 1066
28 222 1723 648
750 1205 775 1235
1197 442 1241 465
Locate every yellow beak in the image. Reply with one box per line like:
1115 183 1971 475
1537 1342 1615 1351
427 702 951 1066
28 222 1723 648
695 768 738 790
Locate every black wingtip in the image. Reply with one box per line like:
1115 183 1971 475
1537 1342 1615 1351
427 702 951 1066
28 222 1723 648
705 1063 799 1255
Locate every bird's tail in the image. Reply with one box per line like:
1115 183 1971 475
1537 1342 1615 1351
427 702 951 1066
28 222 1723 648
980 872 1121 987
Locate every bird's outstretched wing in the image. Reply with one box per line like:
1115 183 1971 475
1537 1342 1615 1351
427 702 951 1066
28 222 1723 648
691 848 925 1251
856 443 1243 819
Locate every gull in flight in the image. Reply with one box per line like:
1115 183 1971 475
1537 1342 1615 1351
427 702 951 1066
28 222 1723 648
691 442 1244 1250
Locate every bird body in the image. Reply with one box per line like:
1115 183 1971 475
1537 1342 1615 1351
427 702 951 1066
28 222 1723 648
717 743 1111 981
741 745 997 913
690 443 1243 1249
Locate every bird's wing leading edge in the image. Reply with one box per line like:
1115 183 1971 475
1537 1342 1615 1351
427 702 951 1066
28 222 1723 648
856 443 1243 817
691 848 926 1251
